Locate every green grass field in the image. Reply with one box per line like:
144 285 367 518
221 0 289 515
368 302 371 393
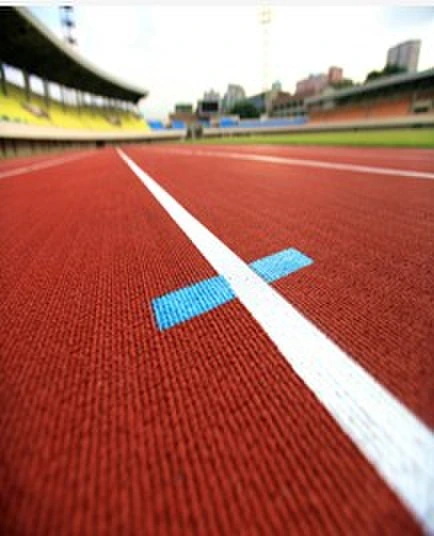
189 128 434 148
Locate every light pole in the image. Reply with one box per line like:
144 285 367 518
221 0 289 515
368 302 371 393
59 6 77 47
259 4 272 91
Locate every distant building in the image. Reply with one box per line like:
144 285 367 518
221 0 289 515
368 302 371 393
328 66 343 84
175 103 193 114
197 89 221 119
295 67 343 97
203 89 220 101
170 103 196 126
245 89 290 116
271 80 282 92
222 84 246 112
271 93 306 118
387 40 421 73
244 92 267 114
296 73 328 97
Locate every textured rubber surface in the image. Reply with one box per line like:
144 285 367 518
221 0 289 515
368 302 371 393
152 248 313 330
174 144 434 173
126 144 434 428
0 149 90 174
0 152 66 172
1 146 432 535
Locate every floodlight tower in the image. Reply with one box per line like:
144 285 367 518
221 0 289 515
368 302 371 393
259 4 272 93
59 6 79 110
59 6 77 47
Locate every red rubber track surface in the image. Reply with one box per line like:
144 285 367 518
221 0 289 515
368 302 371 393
125 144 434 427
176 144 434 173
0 145 432 535
0 150 91 174
0 153 63 172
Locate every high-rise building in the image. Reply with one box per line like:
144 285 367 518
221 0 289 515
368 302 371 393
271 80 282 92
222 84 246 112
295 73 328 97
295 66 343 97
386 40 421 73
328 66 343 84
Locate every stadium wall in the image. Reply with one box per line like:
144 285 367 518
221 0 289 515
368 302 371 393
200 114 434 139
2 115 434 158
0 123 186 158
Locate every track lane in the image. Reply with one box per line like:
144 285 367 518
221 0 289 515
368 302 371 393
0 152 67 171
147 143 434 173
124 144 434 429
0 149 96 179
0 147 423 535
0 149 92 171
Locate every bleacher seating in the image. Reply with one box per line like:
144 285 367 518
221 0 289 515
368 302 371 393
219 117 238 128
310 106 367 122
171 120 186 130
148 120 165 130
414 88 434 100
310 95 413 123
215 117 307 129
368 97 411 117
0 82 150 132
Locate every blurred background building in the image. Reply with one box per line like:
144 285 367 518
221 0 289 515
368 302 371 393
222 84 246 113
387 40 421 73
197 89 221 120
295 67 344 98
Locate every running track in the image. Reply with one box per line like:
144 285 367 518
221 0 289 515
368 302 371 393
1 144 433 535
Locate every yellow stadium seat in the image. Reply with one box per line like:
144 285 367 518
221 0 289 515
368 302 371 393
0 82 150 133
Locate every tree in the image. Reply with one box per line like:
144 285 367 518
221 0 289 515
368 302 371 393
230 101 260 119
365 64 407 83
330 78 354 90
365 70 382 82
383 64 407 76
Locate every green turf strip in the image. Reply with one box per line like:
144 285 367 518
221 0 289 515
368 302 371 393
187 128 434 148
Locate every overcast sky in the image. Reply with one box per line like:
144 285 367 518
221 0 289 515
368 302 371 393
29 5 434 119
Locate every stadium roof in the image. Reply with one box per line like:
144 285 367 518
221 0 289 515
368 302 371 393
0 6 148 103
305 68 434 105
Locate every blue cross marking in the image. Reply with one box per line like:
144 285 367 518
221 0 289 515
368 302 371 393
152 247 313 331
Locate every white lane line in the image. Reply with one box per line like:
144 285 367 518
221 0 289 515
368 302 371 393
117 148 434 534
0 150 95 180
158 147 434 180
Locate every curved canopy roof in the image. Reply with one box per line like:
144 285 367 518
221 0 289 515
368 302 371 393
0 6 148 103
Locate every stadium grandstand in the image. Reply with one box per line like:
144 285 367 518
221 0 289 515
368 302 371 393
197 70 434 139
305 68 434 123
0 6 184 157
271 95 306 119
1 6 433 153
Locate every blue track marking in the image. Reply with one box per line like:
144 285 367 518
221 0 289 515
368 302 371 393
249 248 313 283
153 276 234 331
152 247 313 331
